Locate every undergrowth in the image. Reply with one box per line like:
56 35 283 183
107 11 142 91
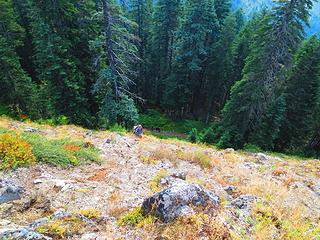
0 127 100 168
117 207 158 228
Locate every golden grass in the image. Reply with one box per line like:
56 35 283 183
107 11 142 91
160 213 231 240
148 169 169 193
79 208 102 219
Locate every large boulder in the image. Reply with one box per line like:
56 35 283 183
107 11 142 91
142 176 219 222
0 179 25 204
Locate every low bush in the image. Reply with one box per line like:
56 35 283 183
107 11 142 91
188 128 198 143
36 115 70 126
21 133 100 166
139 110 207 134
109 123 127 135
0 133 36 170
201 126 217 144
118 207 158 227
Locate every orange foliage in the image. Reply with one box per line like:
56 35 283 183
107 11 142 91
0 133 36 169
63 144 81 152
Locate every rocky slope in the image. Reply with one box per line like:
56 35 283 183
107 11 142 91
0 117 319 239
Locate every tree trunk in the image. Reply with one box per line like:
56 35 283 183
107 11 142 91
102 0 119 99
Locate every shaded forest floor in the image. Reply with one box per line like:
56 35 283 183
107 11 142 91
0 117 319 239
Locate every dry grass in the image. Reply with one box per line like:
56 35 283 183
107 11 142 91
160 214 231 240
251 201 320 240
148 169 169 193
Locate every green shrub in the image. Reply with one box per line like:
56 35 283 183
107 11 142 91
36 115 69 126
109 123 127 135
201 127 217 144
0 133 36 169
21 133 100 166
243 144 262 153
139 109 207 134
118 207 158 227
188 128 198 143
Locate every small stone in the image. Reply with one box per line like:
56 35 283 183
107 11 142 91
105 138 112 144
231 194 258 209
224 185 236 195
0 219 11 226
256 153 268 161
0 180 25 204
0 228 52 240
24 127 39 133
33 179 43 184
171 172 187 180
80 233 102 240
224 148 235 154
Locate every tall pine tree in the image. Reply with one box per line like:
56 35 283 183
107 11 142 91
279 36 320 152
164 0 219 118
218 0 314 149
0 0 37 116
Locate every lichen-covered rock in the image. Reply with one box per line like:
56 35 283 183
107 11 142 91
30 209 71 228
231 194 258 210
0 179 25 204
0 228 52 240
142 177 219 222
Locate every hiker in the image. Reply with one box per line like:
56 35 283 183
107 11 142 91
133 124 143 137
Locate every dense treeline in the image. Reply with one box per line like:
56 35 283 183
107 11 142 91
1 0 320 155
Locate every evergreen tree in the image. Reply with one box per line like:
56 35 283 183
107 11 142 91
218 0 314 149
230 13 260 88
129 0 153 98
149 0 181 105
0 0 37 116
94 0 139 127
214 0 231 26
279 36 320 151
165 0 219 118
206 12 240 120
28 0 91 124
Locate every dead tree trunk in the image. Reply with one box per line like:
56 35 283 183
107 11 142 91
102 0 119 100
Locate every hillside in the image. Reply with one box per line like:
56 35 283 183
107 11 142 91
0 117 319 239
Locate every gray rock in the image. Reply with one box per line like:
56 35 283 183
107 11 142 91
224 185 236 195
231 194 258 209
29 209 71 229
80 233 104 240
24 127 39 133
224 148 235 154
0 180 25 204
0 228 52 240
256 153 268 162
171 172 187 180
142 177 219 222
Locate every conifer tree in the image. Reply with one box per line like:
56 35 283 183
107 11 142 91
218 0 314 149
94 0 139 127
165 0 219 118
206 12 240 120
214 0 231 26
279 36 320 151
0 0 37 116
149 0 181 104
129 0 153 97
28 0 91 124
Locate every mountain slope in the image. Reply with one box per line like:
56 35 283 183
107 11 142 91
0 117 320 239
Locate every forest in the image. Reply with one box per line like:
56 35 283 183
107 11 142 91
1 0 320 156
